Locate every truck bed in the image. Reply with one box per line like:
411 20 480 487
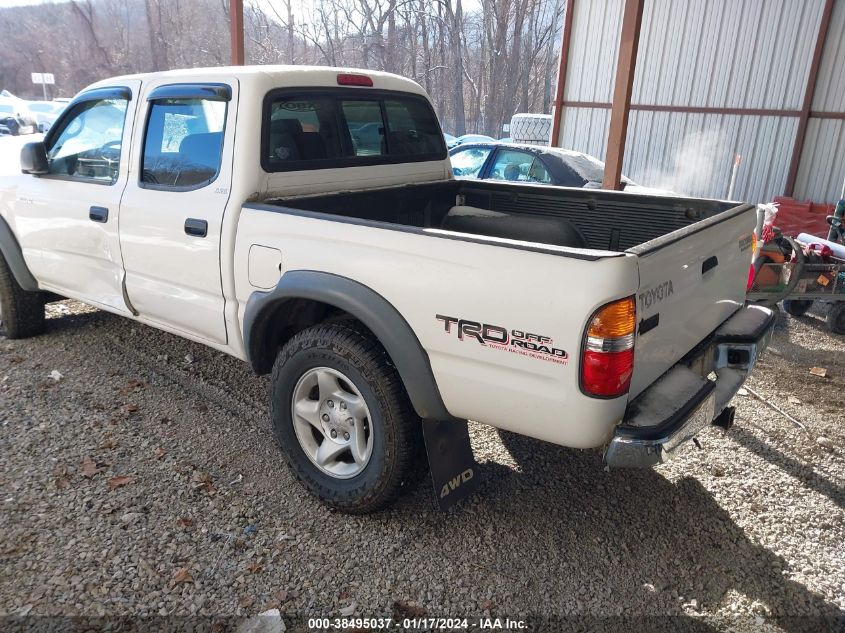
257 180 743 253
253 180 757 401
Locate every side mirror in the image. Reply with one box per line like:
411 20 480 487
20 142 48 175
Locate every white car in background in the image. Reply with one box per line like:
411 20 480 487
26 101 65 133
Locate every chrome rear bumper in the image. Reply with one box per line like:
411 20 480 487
604 304 775 469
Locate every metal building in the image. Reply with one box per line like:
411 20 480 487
550 0 845 203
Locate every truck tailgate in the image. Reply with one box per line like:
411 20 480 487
628 203 756 398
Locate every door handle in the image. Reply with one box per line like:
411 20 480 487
89 206 109 223
702 255 719 274
184 218 208 238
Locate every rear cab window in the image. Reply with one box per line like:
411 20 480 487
262 88 446 172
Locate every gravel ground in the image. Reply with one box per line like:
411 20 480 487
0 300 843 633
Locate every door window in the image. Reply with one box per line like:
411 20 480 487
489 149 550 183
450 147 492 177
141 98 227 189
527 157 554 184
45 98 128 184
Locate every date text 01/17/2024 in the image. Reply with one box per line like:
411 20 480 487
306 617 528 630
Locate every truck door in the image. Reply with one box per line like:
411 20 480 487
12 82 141 313
117 81 237 344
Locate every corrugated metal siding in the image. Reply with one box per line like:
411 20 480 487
559 107 801 203
556 0 845 203
812 0 845 111
623 111 798 201
634 0 822 109
796 0 845 202
565 0 824 109
794 119 845 202
558 107 612 159
563 0 623 101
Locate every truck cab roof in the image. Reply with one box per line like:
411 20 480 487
82 65 429 99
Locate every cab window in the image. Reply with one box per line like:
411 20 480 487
45 98 128 184
384 98 444 156
342 100 386 156
266 95 342 163
141 97 227 189
263 89 446 171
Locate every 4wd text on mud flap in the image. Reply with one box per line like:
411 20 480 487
435 315 568 364
440 468 474 499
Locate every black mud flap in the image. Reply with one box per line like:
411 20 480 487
422 419 481 511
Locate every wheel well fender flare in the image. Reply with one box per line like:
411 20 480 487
0 214 38 292
243 270 451 420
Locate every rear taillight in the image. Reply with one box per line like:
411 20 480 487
581 296 636 398
746 232 759 291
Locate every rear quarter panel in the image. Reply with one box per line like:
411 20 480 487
235 207 640 449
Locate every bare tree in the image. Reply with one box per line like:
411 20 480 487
0 0 564 137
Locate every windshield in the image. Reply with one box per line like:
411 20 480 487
450 146 492 177
0 105 13 114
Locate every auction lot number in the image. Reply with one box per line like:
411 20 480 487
308 617 471 630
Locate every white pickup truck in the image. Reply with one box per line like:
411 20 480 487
0 66 773 513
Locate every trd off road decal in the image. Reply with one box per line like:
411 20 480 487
435 315 568 365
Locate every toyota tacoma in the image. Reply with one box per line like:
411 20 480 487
0 66 773 513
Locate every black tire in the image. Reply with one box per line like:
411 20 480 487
827 303 845 335
0 251 45 339
783 299 813 317
270 321 423 513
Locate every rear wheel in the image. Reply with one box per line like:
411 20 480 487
270 321 423 513
0 252 45 339
827 303 845 335
783 299 813 317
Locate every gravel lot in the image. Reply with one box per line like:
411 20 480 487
0 298 844 632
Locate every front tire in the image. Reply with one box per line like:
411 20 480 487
270 322 422 513
0 251 45 339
